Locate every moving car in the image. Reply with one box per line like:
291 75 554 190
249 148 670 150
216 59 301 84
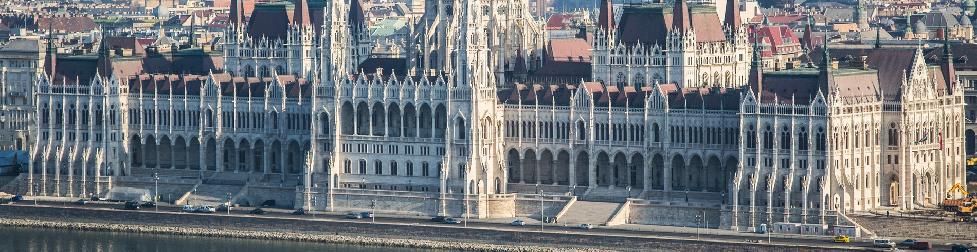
510 219 526 226
443 218 462 224
261 200 276 207
181 204 195 212
578 224 595 230
360 212 374 218
11 195 23 202
346 212 363 219
898 239 918 247
909 241 932 250
124 201 140 210
140 201 156 208
873 238 896 248
195 205 216 213
833 235 851 243
249 208 266 215
430 216 447 222
75 199 89 205
217 204 232 212
292 209 306 215
952 244 972 252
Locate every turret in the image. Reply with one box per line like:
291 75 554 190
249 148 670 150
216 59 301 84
748 41 763 91
598 0 614 32
293 0 311 27
724 0 741 29
941 35 956 87
672 0 691 31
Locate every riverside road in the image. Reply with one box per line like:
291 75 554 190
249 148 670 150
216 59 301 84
0 200 906 251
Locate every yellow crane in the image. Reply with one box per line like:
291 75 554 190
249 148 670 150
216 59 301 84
942 183 977 221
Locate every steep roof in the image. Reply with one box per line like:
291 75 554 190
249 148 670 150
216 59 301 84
617 3 726 46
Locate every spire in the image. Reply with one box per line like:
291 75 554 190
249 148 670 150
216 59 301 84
942 35 956 86
229 0 243 32
293 0 311 26
349 0 366 29
749 40 763 91
598 0 614 32
96 27 112 77
44 22 56 79
818 35 833 91
672 0 692 31
803 14 814 51
724 0 741 28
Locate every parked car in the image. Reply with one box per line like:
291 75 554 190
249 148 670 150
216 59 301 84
195 205 216 213
292 209 306 215
442 218 462 224
510 219 526 226
430 216 447 222
952 244 971 252
260 200 276 207
140 201 156 208
873 238 896 248
578 224 595 230
833 235 851 243
909 241 932 250
249 208 266 215
11 195 23 202
124 201 140 210
181 204 195 212
75 199 89 205
346 212 363 219
360 212 374 218
899 239 918 247
89 196 101 201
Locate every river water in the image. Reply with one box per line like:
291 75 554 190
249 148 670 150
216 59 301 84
0 226 441 252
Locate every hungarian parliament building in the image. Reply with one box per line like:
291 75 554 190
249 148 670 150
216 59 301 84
22 0 966 232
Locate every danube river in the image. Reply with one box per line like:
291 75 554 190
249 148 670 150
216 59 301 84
0 226 441 252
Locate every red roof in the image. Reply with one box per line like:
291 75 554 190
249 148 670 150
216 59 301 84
546 14 572 30
748 25 802 56
617 4 727 46
547 38 591 63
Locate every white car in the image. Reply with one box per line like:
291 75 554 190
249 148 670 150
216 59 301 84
510 219 526 226
578 224 595 230
181 204 195 212
873 239 896 248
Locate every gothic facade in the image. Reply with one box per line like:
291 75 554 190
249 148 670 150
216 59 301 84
25 0 967 232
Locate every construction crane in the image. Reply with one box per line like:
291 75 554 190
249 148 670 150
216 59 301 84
941 183 977 222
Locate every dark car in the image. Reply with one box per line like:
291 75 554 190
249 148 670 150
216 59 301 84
430 216 447 222
140 201 156 208
345 212 362 219
124 201 140 210
952 244 971 252
909 241 932 250
261 200 276 207
292 209 306 215
75 199 88 205
89 196 101 201
11 195 23 202
443 218 462 224
360 212 374 218
249 208 266 215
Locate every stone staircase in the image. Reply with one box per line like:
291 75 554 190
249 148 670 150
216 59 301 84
112 179 195 204
581 187 633 202
558 200 623 226
185 184 243 206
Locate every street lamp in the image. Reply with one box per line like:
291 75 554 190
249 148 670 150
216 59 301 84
371 199 377 223
153 172 159 212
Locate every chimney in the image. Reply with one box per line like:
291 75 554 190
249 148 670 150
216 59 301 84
831 60 839 70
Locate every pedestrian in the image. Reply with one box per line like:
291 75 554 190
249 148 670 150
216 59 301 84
886 210 889 217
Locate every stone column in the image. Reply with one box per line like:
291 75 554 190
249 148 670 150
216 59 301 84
263 146 271 174
216 140 224 172
588 152 597 188
280 147 287 183
663 156 672 192
568 151 577 187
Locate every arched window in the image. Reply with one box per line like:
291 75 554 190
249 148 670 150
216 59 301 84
577 121 586 140
456 117 466 139
781 126 791 150
422 162 430 177
358 159 367 174
374 160 383 175
798 127 809 151
763 125 774 149
746 126 757 148
816 127 826 151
